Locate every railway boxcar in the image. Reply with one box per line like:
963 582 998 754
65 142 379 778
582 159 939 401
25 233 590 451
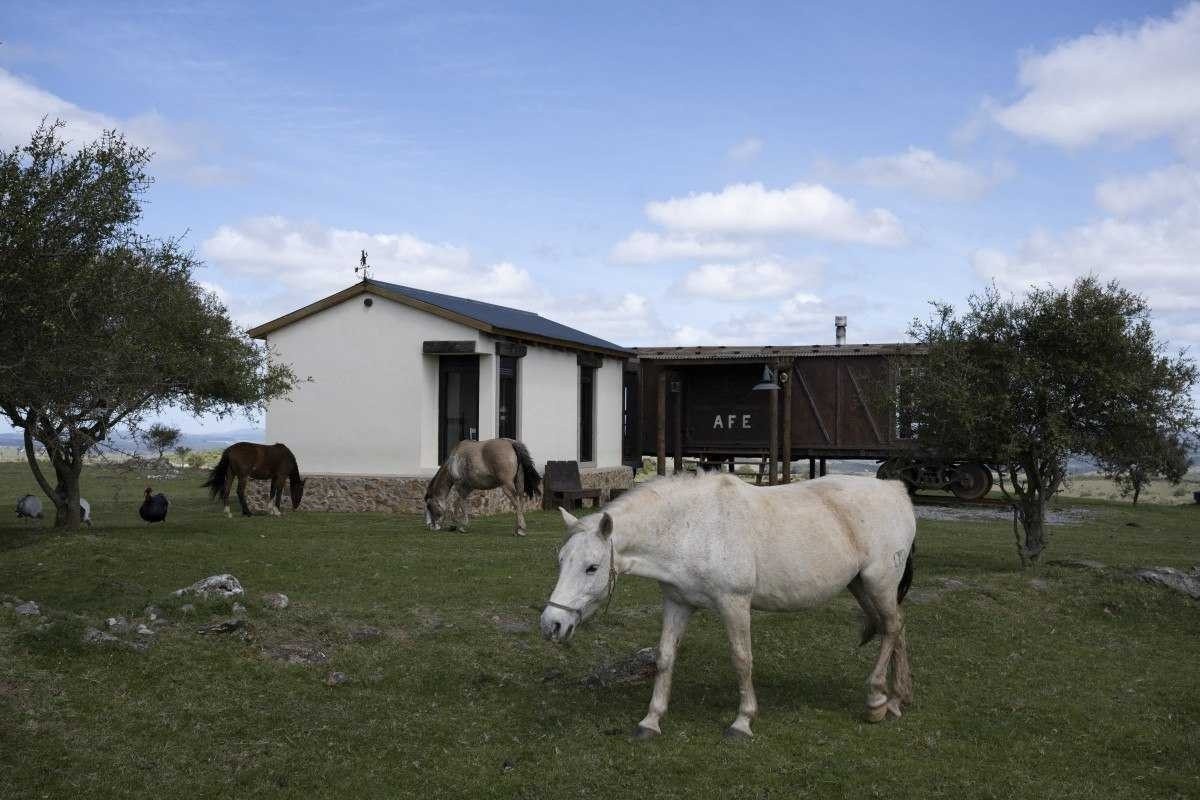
628 323 993 499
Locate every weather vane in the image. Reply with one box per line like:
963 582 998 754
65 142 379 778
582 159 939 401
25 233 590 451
354 249 372 281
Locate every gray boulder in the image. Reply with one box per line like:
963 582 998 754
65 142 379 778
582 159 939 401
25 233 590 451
14 601 40 617
262 592 289 610
174 574 244 599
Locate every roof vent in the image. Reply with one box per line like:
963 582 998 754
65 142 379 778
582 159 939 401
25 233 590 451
835 315 847 346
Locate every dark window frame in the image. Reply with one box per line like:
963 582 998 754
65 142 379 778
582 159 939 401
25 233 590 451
579 365 595 463
497 355 519 440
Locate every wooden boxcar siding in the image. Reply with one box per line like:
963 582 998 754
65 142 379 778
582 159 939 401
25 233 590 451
638 356 914 459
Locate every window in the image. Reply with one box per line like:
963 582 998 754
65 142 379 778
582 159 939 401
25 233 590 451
579 365 595 462
498 356 518 439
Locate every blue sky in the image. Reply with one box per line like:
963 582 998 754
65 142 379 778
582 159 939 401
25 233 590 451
2 1 1198 433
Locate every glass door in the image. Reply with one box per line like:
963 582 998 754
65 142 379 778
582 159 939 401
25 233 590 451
439 355 480 463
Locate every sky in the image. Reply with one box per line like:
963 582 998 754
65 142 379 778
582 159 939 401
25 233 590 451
2 1 1198 433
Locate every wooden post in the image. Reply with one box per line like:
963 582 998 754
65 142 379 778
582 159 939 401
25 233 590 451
781 365 792 483
656 371 667 476
819 457 827 477
672 378 683 474
809 458 816 480
767 382 779 485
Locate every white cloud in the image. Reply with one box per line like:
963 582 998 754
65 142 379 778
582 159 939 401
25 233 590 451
1095 164 1200 215
676 259 819 301
644 182 907 246
610 230 760 264
202 215 494 292
991 3 1200 151
972 168 1200 323
830 147 1010 201
0 67 196 164
727 136 763 161
540 293 660 345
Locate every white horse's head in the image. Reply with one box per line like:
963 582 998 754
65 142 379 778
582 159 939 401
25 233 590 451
540 507 616 643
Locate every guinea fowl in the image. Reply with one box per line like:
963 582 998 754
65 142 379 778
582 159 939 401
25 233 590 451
139 487 169 523
15 494 43 521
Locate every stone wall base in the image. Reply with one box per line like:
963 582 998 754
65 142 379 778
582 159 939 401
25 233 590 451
249 466 633 515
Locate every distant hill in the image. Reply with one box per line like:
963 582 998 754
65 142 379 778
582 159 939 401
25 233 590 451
0 427 264 453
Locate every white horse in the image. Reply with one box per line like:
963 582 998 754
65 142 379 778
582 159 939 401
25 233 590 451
540 473 916 739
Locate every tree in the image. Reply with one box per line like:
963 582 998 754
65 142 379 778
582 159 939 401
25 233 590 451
902 277 1197 566
174 445 192 466
1099 430 1191 505
0 121 297 529
145 424 182 462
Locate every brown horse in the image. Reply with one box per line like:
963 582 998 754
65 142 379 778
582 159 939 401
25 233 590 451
425 438 541 536
203 442 305 518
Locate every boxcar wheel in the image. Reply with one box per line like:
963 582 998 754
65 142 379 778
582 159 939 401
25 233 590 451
950 462 992 500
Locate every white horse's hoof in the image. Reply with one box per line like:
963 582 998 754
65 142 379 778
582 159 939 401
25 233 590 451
722 725 752 741
631 725 660 741
514 529 527 537
223 508 232 519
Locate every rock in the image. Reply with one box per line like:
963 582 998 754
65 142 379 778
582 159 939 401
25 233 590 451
262 592 289 610
143 606 164 621
106 616 131 633
180 604 195 614
264 642 329 666
232 603 247 615
82 627 121 646
1029 578 1050 591
14 601 40 617
1131 567 1200 600
941 578 967 591
174 574 244 599
198 619 245 635
350 626 382 642
325 671 350 687
135 624 155 636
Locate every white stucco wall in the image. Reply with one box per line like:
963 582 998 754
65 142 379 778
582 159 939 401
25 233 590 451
264 293 484 475
261 291 627 475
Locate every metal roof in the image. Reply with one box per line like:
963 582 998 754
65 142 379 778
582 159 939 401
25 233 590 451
247 279 633 358
632 343 924 361
367 280 631 355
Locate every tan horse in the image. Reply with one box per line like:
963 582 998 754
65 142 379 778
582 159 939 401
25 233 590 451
425 438 541 536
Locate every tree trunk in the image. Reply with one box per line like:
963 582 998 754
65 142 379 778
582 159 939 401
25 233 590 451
1132 485 1141 505
1015 496 1048 567
51 457 83 529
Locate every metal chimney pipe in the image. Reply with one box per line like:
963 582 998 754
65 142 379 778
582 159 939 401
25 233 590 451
835 315 847 346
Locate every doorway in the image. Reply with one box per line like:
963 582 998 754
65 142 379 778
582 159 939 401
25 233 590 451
439 355 479 463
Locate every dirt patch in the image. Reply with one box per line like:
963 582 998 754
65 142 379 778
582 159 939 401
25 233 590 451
584 647 657 688
263 641 330 666
914 504 1095 525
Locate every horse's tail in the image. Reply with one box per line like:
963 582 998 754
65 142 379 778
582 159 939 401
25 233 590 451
898 542 915 605
202 449 231 500
511 441 541 499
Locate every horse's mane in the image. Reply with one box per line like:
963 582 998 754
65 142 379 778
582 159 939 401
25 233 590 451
425 462 453 498
605 471 742 518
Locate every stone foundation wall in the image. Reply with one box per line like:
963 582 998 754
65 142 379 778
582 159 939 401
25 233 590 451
249 466 634 515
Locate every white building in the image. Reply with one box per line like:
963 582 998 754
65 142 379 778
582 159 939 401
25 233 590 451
248 279 635 485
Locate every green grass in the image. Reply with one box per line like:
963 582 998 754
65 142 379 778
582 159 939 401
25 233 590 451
2 463 1199 799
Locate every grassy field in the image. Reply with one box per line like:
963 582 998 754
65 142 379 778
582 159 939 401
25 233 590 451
2 463 1198 799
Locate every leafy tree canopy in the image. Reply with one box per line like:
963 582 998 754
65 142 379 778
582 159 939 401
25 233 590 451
0 121 296 528
904 276 1197 565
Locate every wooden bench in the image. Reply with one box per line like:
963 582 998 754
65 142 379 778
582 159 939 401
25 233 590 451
542 460 604 511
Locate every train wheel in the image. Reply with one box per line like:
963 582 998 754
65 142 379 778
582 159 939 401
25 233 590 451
877 460 916 493
950 462 992 500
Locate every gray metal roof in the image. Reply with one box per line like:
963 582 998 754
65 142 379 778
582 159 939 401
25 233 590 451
367 279 632 356
632 343 923 361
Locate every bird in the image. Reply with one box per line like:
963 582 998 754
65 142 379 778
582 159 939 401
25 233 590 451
139 487 169 523
15 494 43 522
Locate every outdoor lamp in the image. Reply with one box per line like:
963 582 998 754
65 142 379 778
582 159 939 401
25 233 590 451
752 365 778 391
